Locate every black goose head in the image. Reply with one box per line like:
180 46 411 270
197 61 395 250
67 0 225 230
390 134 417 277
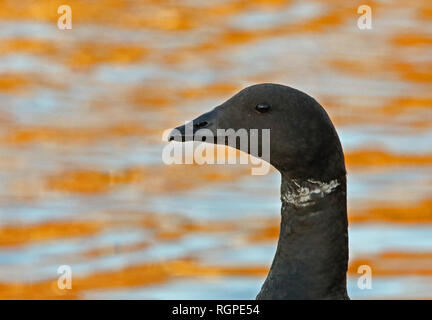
168 83 346 180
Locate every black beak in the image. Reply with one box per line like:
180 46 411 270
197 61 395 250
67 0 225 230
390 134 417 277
167 107 220 143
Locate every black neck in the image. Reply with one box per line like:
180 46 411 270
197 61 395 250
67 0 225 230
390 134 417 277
256 174 349 300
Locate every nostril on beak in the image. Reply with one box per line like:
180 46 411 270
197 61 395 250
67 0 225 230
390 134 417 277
167 128 181 142
194 121 208 128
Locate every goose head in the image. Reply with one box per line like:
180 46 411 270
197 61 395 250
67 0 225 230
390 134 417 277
168 83 345 180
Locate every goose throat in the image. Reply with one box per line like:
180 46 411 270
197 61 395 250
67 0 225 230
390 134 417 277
281 178 340 208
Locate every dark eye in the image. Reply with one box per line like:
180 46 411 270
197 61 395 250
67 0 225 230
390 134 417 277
255 103 270 113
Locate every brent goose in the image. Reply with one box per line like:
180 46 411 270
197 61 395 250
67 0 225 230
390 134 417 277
168 83 349 300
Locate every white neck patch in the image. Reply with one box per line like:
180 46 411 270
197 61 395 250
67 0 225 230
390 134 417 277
281 179 340 208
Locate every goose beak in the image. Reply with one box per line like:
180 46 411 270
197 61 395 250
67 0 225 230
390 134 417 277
167 107 220 143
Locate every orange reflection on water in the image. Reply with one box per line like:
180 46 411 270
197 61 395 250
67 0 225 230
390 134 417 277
0 0 431 300
0 257 268 299
0 221 104 247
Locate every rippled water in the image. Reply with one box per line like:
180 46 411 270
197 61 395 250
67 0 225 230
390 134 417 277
0 0 431 299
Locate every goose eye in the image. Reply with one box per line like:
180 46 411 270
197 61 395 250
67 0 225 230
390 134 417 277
255 103 270 113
